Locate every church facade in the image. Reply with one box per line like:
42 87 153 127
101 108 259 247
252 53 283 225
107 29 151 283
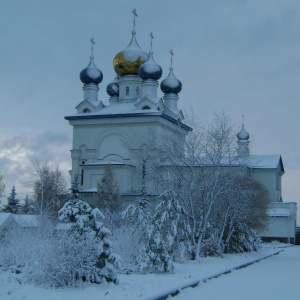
65 18 296 243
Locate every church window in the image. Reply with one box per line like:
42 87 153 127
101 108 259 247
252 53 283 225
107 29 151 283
126 86 129 95
142 105 150 110
136 86 139 95
81 169 84 185
83 108 91 113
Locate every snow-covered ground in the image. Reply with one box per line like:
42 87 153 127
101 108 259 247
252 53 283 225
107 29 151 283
0 243 295 300
176 245 300 300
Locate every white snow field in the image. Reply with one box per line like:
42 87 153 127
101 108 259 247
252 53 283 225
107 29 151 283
176 245 300 300
0 244 296 300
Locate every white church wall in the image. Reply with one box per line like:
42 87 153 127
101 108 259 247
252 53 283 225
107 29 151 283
68 114 187 194
251 169 281 202
260 202 297 243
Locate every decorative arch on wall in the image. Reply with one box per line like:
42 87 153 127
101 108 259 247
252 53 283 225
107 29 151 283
95 130 129 161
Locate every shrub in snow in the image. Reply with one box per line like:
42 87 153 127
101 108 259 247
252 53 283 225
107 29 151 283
123 189 191 273
0 182 121 288
200 238 223 257
225 224 262 253
57 182 120 285
111 225 142 274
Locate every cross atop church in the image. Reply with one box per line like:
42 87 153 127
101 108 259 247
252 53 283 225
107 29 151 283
170 49 174 69
90 37 95 59
150 32 154 53
132 8 138 33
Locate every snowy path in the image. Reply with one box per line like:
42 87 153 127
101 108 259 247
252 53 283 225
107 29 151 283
175 246 300 300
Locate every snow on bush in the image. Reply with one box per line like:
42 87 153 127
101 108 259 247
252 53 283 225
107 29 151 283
226 224 262 253
57 184 121 285
0 182 120 288
122 189 191 273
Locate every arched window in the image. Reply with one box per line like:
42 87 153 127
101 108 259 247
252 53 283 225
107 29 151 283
136 86 139 95
142 105 150 110
126 86 129 95
83 108 91 113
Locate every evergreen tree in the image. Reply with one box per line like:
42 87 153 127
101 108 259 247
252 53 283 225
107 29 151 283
123 184 191 273
58 177 120 284
2 186 21 213
22 195 35 214
95 164 120 213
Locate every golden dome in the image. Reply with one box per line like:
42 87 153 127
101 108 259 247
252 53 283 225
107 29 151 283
113 32 148 76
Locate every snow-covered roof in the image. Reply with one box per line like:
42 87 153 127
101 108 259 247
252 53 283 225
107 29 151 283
80 187 97 193
247 155 284 171
0 213 39 228
69 102 160 116
161 155 284 172
12 214 39 228
0 213 12 227
268 208 291 217
65 102 192 131
83 160 134 167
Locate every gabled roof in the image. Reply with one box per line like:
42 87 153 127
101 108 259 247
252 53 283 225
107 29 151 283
0 213 39 228
247 155 284 173
161 154 284 172
0 213 12 227
12 214 40 228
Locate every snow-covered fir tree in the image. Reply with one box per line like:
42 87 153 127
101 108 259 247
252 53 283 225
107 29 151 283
123 181 191 273
2 186 21 214
58 177 120 284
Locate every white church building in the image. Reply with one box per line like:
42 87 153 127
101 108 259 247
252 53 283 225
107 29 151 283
65 16 297 243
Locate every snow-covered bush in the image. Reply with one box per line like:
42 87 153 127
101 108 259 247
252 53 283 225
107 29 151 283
0 227 42 271
57 183 120 285
111 225 142 274
0 181 120 288
200 238 223 257
225 225 262 253
24 228 118 287
123 189 191 273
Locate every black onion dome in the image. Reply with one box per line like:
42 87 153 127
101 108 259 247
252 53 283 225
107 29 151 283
106 76 119 97
160 68 182 94
80 57 103 85
139 52 162 80
237 125 250 140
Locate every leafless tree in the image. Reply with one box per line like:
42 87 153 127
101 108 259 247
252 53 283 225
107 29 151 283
125 112 269 260
30 158 68 217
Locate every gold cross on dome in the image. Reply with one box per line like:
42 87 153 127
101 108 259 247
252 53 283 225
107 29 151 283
132 9 138 32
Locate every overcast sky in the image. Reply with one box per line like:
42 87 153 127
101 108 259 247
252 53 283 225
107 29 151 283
0 0 299 220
